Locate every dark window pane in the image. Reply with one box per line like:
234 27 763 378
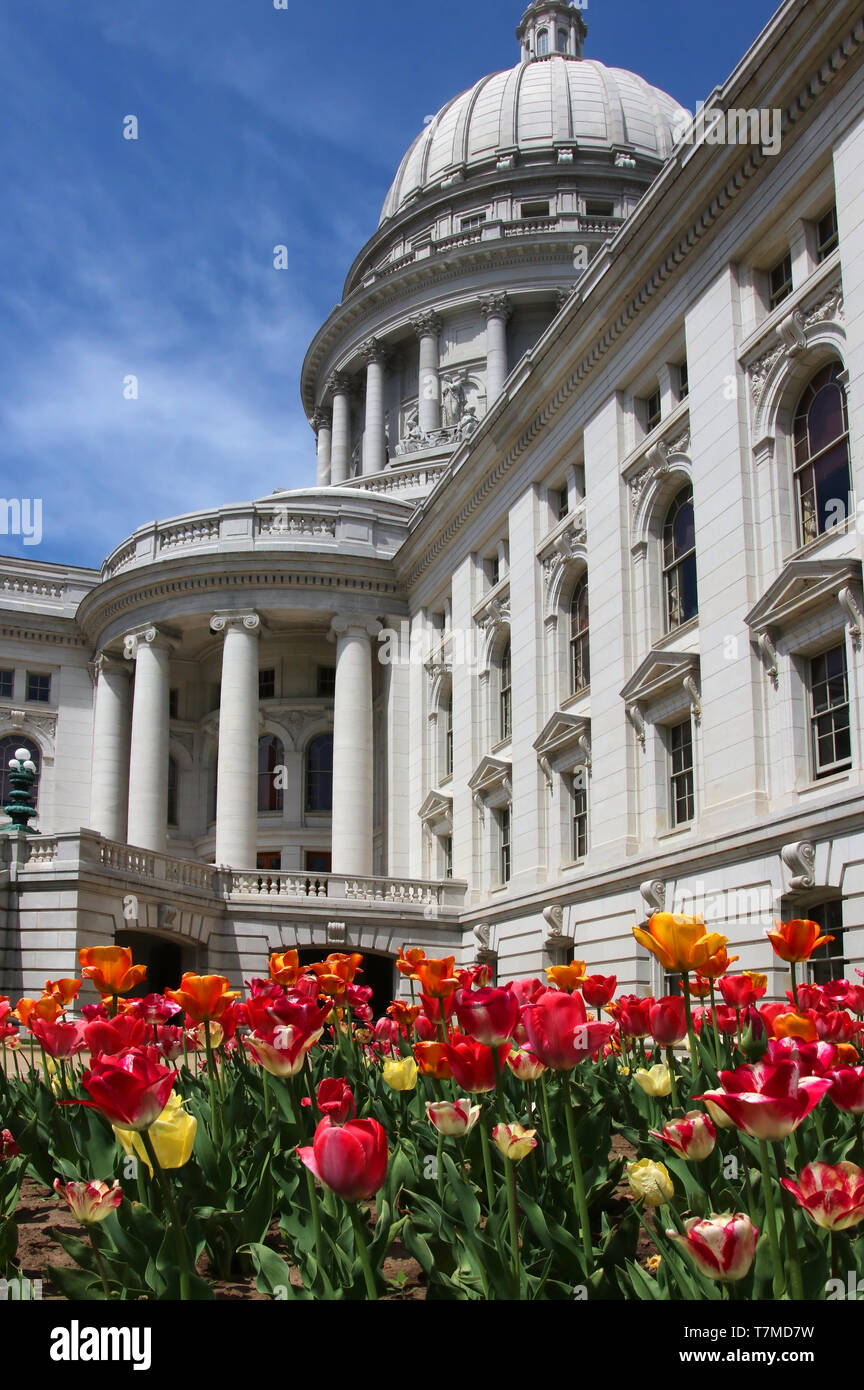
258 736 285 812
306 733 334 812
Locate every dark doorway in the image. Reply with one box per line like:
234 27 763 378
117 932 189 997
295 947 395 1021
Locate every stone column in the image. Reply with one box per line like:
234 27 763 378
89 653 131 842
312 408 332 488
327 372 352 485
124 626 175 853
412 311 442 435
330 615 381 876
480 292 512 403
361 339 387 476
211 612 262 869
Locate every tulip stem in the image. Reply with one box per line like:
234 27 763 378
140 1130 191 1301
91 1235 112 1301
349 1204 378 1300
772 1141 804 1301
505 1159 521 1295
789 963 800 1012
664 1048 680 1110
539 1072 553 1140
757 1139 786 1299
479 1119 496 1212
491 1047 508 1124
304 1164 326 1271
680 976 701 1086
565 1077 594 1271
708 985 722 1068
203 1021 221 1146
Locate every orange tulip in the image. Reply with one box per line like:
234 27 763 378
387 1001 421 1030
396 947 427 980
771 1011 819 1042
45 979 82 1007
743 971 768 999
413 1041 453 1080
269 950 303 987
14 995 65 1027
632 914 729 975
546 960 588 993
697 946 740 981
836 1043 861 1066
767 919 834 964
689 975 714 1000
414 957 459 999
306 953 364 1003
79 946 147 998
164 973 240 1023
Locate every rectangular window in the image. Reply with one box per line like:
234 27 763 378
489 555 500 588
443 701 453 779
258 668 276 700
810 645 852 778
521 200 550 220
316 666 336 697
0 671 13 700
441 834 453 880
460 212 487 230
669 719 695 826
678 359 689 400
257 852 282 871
167 758 179 827
768 252 793 310
571 773 588 860
26 673 51 703
168 687 179 720
550 486 568 522
806 900 845 984
816 205 839 262
497 806 511 885
585 200 614 218
644 389 662 433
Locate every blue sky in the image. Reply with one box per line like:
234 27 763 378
0 0 781 569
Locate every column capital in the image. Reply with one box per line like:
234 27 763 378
330 615 382 640
411 310 442 339
360 336 387 366
325 370 352 398
122 625 178 661
479 292 512 322
90 651 131 682
210 612 263 637
310 407 332 433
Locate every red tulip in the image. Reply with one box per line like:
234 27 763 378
781 1162 864 1231
453 985 519 1046
581 975 617 1009
420 993 455 1024
814 1011 857 1045
766 1037 837 1075
651 1111 716 1161
719 975 762 1009
443 1034 510 1092
152 1025 185 1063
699 1059 832 1141
648 996 687 1045
828 1067 864 1114
0 1130 20 1160
28 1017 88 1060
316 1078 356 1124
373 1017 400 1050
614 995 654 1039
414 1013 437 1041
666 1213 758 1282
522 991 614 1070
125 993 181 1025
74 1052 175 1131
298 1117 387 1202
508 977 547 1008
85 1013 149 1058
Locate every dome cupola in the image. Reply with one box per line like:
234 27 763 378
516 1 588 62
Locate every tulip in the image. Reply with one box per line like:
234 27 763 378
13 995 65 1027
0 1130 20 1160
444 1033 510 1092
382 1056 418 1091
125 993 181 1025
246 1022 323 1077
493 1122 537 1162
316 1077 356 1123
79 946 147 999
698 945 740 980
413 1041 453 1079
269 950 305 987
666 1213 758 1282
581 974 617 1009
420 992 455 1024
74 1051 176 1131
828 1067 864 1114
386 1000 421 1031
651 1111 716 1161
298 1116 388 1202
414 1013 437 1041
426 1098 481 1137
842 986 864 1016
508 977 547 1007
766 918 834 964
522 991 614 1070
44 978 82 1008
545 960 587 993
396 946 426 980
456 964 493 989
54 1178 122 1225
719 974 763 1009
648 996 687 1045
769 1010 819 1042
152 1025 185 1063
414 957 459 999
164 973 240 1023
113 1092 197 1173
698 1059 832 1141
781 1162 864 1231
688 975 714 1000
453 985 519 1045
84 1013 149 1058
634 1064 672 1097
614 995 654 1038
506 1048 547 1081
627 1158 674 1207
28 1017 88 1059
815 1010 857 1045
632 913 729 975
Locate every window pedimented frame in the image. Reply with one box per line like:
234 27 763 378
468 755 512 817
621 650 702 745
533 712 591 788
745 558 863 679
418 789 453 838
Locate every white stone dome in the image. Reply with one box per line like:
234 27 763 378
379 55 683 226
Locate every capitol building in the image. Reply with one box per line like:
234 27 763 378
2 0 863 1010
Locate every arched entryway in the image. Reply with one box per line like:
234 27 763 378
117 932 196 997
296 947 395 1020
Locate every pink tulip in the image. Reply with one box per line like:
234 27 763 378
667 1213 758 1282
781 1162 864 1231
698 1059 831 1141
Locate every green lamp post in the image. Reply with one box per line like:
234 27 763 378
3 747 39 834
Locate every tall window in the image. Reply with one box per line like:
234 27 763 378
793 364 851 545
536 28 549 55
571 772 588 860
669 720 695 826
497 806 511 884
167 756 178 826
557 28 569 52
805 900 845 983
0 671 13 700
26 673 51 703
258 735 285 813
441 834 453 880
816 205 839 262
644 389 662 433
441 691 453 779
0 737 40 809
306 733 333 812
499 642 512 742
569 575 590 693
259 669 276 700
768 252 793 310
663 486 698 630
810 645 851 779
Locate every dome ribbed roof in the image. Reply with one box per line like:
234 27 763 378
380 57 682 225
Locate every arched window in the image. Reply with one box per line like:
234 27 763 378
557 27 569 52
258 735 285 813
499 642 512 742
167 756 179 826
663 485 698 630
536 28 549 55
793 363 850 545
0 736 41 810
569 575 590 693
306 733 333 812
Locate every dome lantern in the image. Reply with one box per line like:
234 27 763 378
516 1 587 62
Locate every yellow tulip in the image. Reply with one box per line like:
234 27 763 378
703 1097 737 1130
492 1122 538 1162
633 1063 672 1097
628 1158 675 1207
114 1092 197 1173
382 1056 419 1092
